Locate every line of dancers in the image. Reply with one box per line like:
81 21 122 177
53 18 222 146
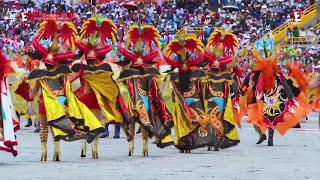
1 17 319 160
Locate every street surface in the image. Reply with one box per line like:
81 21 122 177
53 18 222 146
1 113 320 180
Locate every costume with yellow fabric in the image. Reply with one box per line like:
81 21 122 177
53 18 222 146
26 20 104 161
203 29 240 149
155 76 197 152
73 17 122 124
163 37 222 152
72 17 123 158
117 24 174 156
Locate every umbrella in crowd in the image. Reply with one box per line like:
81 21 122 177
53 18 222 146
122 1 139 10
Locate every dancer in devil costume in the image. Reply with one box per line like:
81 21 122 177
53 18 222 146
0 52 20 157
163 36 221 152
24 20 104 161
117 24 174 156
71 17 123 159
246 38 308 146
203 29 241 150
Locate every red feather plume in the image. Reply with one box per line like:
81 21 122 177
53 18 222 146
184 38 199 52
166 40 183 54
80 18 98 39
99 19 117 44
207 30 222 47
38 20 58 39
127 26 140 44
221 34 239 54
142 26 160 45
59 22 77 49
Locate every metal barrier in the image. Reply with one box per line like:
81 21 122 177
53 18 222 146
311 23 320 30
240 3 317 54
174 26 204 38
174 27 187 38
278 36 320 47
272 3 317 42
278 39 288 48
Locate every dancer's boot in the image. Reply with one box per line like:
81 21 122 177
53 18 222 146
136 127 141 134
41 142 47 161
293 123 301 128
80 140 87 157
129 139 134 156
25 118 32 127
99 123 109 138
92 137 99 159
53 141 61 161
34 121 40 133
113 124 120 138
142 138 149 157
254 125 266 144
268 128 274 146
40 125 48 161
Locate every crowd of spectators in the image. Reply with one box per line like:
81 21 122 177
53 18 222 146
0 0 317 58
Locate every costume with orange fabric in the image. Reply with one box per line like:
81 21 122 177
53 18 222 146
0 52 19 157
247 38 308 146
286 62 310 127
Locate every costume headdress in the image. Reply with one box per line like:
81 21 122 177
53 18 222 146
253 37 278 60
252 37 280 93
204 29 239 68
75 17 117 62
32 20 78 65
117 24 160 65
163 36 204 72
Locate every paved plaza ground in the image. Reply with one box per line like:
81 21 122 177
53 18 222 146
1 114 320 180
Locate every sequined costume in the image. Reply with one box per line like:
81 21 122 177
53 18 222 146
117 24 174 156
202 29 240 148
246 38 308 146
163 37 221 151
25 20 104 161
71 17 123 158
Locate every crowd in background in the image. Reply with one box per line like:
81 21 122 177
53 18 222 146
0 0 318 62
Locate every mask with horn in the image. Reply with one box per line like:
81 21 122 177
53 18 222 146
75 17 117 63
117 23 160 66
32 20 78 66
252 37 281 93
163 36 204 73
204 29 239 68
